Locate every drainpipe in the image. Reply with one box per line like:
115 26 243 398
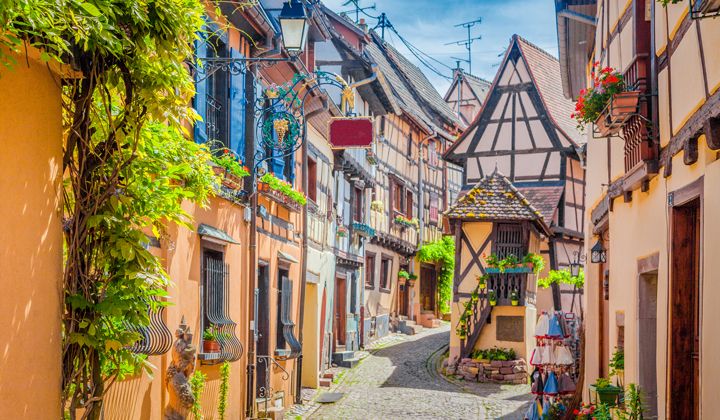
416 130 437 321
349 64 378 92
245 66 258 419
417 130 438 245
295 95 329 404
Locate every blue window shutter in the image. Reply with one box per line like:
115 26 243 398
229 48 246 155
194 33 209 144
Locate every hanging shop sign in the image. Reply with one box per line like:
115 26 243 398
328 117 374 149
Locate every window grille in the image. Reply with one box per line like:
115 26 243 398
202 251 242 362
493 223 526 258
126 299 173 355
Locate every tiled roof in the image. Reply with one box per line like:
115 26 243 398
445 170 546 227
463 72 492 103
516 185 564 225
364 32 462 138
514 35 584 146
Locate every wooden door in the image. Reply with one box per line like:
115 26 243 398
335 276 347 347
398 283 408 316
319 287 327 369
420 266 437 313
256 264 270 398
669 199 701 419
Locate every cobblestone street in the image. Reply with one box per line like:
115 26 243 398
309 325 532 420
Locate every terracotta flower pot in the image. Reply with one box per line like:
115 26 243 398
203 339 221 353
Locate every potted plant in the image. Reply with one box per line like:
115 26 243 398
523 253 545 274
407 273 417 286
477 274 488 288
370 200 384 212
471 290 479 303
457 323 467 339
510 289 520 306
337 225 349 238
488 289 497 306
503 254 520 270
203 326 222 353
589 377 622 406
571 63 630 136
398 270 410 280
609 347 625 384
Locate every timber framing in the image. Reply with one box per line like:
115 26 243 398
590 87 720 222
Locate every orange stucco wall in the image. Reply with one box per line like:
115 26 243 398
0 52 64 418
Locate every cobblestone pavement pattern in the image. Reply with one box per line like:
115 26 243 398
309 324 532 420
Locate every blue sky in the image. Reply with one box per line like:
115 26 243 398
322 0 559 94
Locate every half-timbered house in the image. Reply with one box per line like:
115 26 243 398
444 35 586 316
445 170 550 362
444 69 492 126
556 1 720 416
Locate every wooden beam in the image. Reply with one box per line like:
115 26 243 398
684 135 699 165
704 117 720 150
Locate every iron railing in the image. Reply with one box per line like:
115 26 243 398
206 93 228 147
622 54 656 172
126 299 173 355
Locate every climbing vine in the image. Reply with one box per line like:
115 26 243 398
218 361 230 420
416 236 455 314
0 1 220 419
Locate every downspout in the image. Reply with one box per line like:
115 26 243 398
349 63 378 91
650 0 659 164
418 130 438 246
245 66 258 419
295 95 329 404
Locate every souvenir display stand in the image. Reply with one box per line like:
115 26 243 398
524 311 580 419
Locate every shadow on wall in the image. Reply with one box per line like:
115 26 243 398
103 374 154 420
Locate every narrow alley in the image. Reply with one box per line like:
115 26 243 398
309 325 532 419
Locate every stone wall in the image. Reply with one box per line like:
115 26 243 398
446 358 528 385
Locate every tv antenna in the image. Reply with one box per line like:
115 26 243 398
445 18 482 74
341 0 377 23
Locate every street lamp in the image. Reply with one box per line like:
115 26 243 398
279 0 310 54
591 240 607 263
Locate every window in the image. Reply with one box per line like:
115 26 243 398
380 256 392 290
429 192 439 225
201 247 241 361
308 157 317 202
391 177 403 214
353 186 363 222
275 266 301 357
365 253 376 288
206 36 229 148
493 223 525 258
407 134 413 157
427 141 439 166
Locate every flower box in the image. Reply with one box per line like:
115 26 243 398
485 267 531 274
608 90 640 125
352 222 376 238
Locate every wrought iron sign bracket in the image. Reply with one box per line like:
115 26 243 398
191 55 298 83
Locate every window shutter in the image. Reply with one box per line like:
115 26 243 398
194 34 209 144
429 192 439 225
229 48 246 154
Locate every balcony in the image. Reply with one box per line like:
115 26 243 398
485 272 528 306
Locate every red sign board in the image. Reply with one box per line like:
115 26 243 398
328 117 374 149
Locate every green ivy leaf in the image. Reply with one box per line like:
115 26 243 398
80 2 102 17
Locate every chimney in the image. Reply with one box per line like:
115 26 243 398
358 18 368 33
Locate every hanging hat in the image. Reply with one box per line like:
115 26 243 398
554 344 574 365
525 397 540 420
547 314 563 338
530 348 543 366
535 313 550 337
543 371 559 395
530 367 544 395
558 373 576 395
541 344 555 365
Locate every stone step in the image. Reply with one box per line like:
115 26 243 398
400 323 424 335
319 378 332 387
321 371 335 379
332 350 356 363
335 357 360 368
258 407 285 420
